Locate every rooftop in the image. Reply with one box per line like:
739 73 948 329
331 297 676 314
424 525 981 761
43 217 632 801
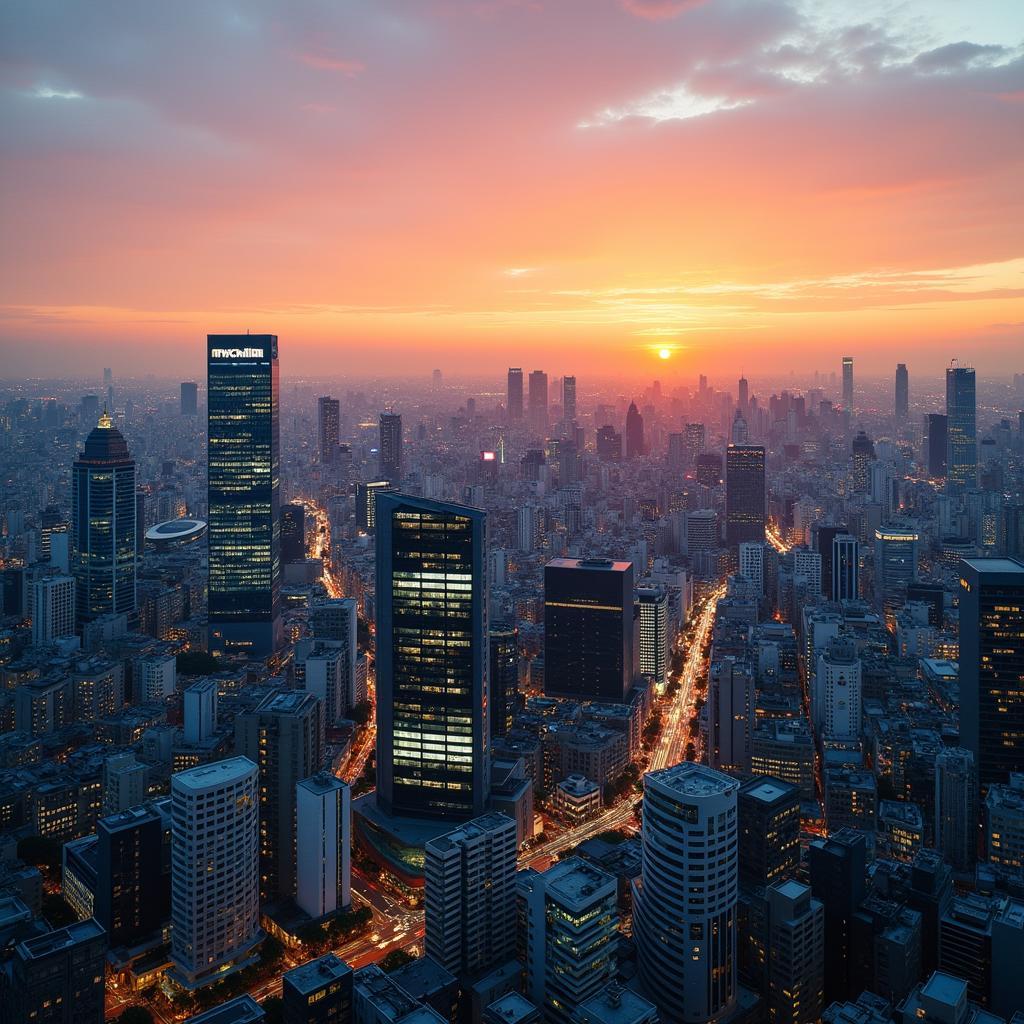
920 971 967 1006
741 778 796 805
297 772 349 798
283 953 351 995
527 856 616 908
183 995 265 1024
172 756 256 792
18 918 104 960
484 992 539 1024
962 557 1024 575
649 761 739 799
426 812 516 854
547 557 633 573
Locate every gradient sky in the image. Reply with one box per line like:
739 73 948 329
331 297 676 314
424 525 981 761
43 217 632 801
1 0 1022 380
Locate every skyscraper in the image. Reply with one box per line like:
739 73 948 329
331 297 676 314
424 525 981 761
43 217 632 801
815 636 862 741
895 363 909 421
831 533 859 602
709 657 755 772
927 413 948 477
562 374 577 424
851 429 875 493
376 493 489 820
281 502 306 564
489 622 519 739
842 356 854 411
31 574 75 645
424 812 517 981
684 422 705 466
169 758 261 990
873 525 919 614
959 557 1024 793
738 777 801 889
766 880 826 1024
318 396 340 464
934 747 978 872
946 364 977 490
625 401 645 458
544 557 634 702
738 375 749 412
528 370 548 433
507 368 524 421
596 425 622 461
71 410 137 627
636 585 668 688
180 381 198 416
296 772 351 919
379 411 403 482
726 444 766 548
235 689 325 902
207 335 281 657
738 542 765 595
633 763 739 1024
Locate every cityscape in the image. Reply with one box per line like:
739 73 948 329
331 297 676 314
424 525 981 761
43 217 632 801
2 4 1024 1024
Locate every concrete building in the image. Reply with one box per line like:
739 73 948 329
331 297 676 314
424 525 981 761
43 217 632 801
283 953 353 1024
31 574 75 646
767 879 825 1024
296 773 351 920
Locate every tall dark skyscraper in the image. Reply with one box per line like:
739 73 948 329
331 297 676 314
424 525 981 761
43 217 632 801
946 363 976 489
544 557 634 702
207 335 282 657
842 356 854 411
832 533 859 602
625 401 645 458
562 374 577 424
927 413 948 477
895 363 908 420
959 557 1024 794
379 410 403 482
489 622 519 738
851 429 875 493
528 370 548 433
280 503 306 564
318 396 340 464
684 422 705 466
180 381 198 416
507 367 523 421
72 410 137 627
596 425 622 461
738 375 749 412
376 493 489 820
726 444 766 548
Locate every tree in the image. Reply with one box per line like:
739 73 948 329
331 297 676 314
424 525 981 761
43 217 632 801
380 949 415 973
260 935 285 967
118 1008 155 1024
349 700 372 725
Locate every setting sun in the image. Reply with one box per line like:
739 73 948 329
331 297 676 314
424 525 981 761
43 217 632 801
659 348 672 360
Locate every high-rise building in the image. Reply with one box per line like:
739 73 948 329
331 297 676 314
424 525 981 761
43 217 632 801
794 549 822 597
895 364 909 421
425 812 517 981
851 429 875 493
376 493 489 820
946 364 977 490
236 690 325 902
686 509 719 554
296 772 351 920
831 533 859 602
926 413 948 478
183 678 217 745
625 402 645 459
71 410 137 627
766 880 825 1024
528 370 548 433
684 422 705 466
934 747 978 872
634 763 739 1024
544 558 634 702
709 656 755 772
169 758 261 990
31 574 75 645
207 335 281 657
562 375 577 424
281 503 306 564
379 411 403 482
596 425 622 461
356 480 393 532
873 526 919 614
507 368 524 421
489 623 519 739
2 919 106 1024
738 375 749 412
842 356 854 411
318 396 340 464
738 777 801 889
984 774 1024 878
696 452 723 488
726 444 766 548
518 857 618 1024
282 954 353 1024
815 637 862 741
636 585 668 688
959 557 1024 793
738 542 765 596
180 381 198 416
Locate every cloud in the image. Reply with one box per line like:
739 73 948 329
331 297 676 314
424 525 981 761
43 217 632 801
619 0 708 20
297 52 366 76
914 41 1009 73
27 85 83 99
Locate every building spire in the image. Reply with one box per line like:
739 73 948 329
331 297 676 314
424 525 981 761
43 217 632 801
98 407 112 429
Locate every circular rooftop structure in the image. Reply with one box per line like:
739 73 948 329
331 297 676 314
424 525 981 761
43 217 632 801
145 518 207 550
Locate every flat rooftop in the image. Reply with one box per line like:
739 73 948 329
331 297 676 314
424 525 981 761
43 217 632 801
297 772 348 798
284 953 351 995
547 557 633 573
484 992 539 1024
534 856 616 907
650 761 739 799
257 689 318 715
18 918 104 960
962 557 1024 575
920 971 967 1006
173 756 256 791
426 812 515 854
741 779 795 804
184 995 265 1024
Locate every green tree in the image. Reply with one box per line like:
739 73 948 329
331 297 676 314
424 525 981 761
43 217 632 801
380 949 415 973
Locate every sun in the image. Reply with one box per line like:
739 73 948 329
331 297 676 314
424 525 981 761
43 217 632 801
658 347 672 360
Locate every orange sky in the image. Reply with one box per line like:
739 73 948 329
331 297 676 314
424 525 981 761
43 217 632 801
1 0 1022 379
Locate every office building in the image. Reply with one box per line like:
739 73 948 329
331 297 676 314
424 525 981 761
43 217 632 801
874 526 919 614
507 368 524 421
895 363 909 421
184 678 218 746
424 812 517 981
842 356 854 410
236 690 325 902
318 396 340 464
767 879 825 1024
636 585 668 687
633 762 739 1024
562 375 577 424
180 381 198 416
685 509 719 554
281 503 306 564
356 480 393 532
738 777 801 889
544 558 634 702
379 411 403 482
959 558 1024 792
296 773 351 920
283 954 353 1024
596 425 622 462
71 410 137 627
794 549 822 597
207 335 281 657
815 637 862 741
528 370 548 433
851 430 875 494
934 748 978 873
832 533 859 603
376 493 489 820
946 364 977 490
926 413 948 478
824 767 876 833
489 623 519 739
684 422 705 466
102 752 146 815
985 774 1024 878
574 985 658 1024
625 402 644 459
31 574 75 645
709 657 755 772
726 445 766 548
738 542 764 596
2 919 106 1024
169 758 261 990
518 857 618 1024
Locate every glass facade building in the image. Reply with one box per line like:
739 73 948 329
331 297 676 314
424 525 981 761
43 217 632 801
379 411 404 482
946 364 976 490
376 493 489 820
726 444 766 548
207 335 282 657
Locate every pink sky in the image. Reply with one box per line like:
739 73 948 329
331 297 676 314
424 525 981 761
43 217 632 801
1 0 1022 379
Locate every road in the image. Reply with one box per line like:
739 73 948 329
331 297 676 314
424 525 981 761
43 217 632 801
766 520 791 554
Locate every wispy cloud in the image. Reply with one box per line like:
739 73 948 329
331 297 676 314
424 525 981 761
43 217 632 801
27 85 83 100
